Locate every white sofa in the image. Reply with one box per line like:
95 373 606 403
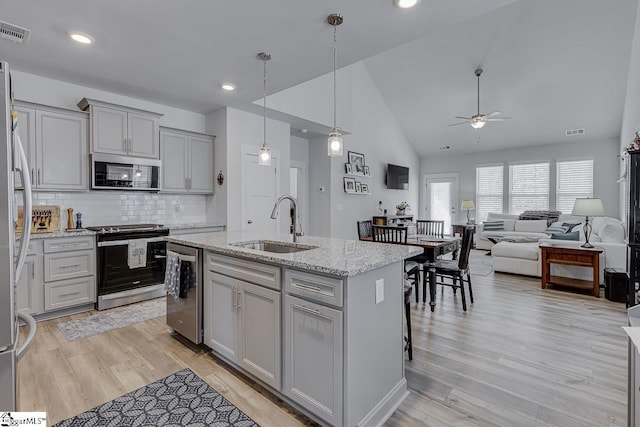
476 213 549 250
489 215 627 281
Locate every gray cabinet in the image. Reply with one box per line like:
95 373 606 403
169 225 225 236
15 240 44 316
204 254 281 390
78 98 162 159
160 128 214 194
283 294 343 425
14 103 89 191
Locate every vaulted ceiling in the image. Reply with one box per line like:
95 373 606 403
1 0 637 157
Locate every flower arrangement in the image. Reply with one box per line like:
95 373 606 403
625 132 640 153
396 201 410 211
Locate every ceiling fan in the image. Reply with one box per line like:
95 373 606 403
448 68 511 129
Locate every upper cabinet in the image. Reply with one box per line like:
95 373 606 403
14 102 89 191
160 127 215 194
78 98 163 159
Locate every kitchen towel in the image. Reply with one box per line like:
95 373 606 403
164 251 181 299
128 239 148 269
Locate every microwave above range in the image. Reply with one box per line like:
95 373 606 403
92 154 160 191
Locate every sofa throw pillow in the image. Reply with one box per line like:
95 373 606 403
550 231 580 240
483 220 504 231
545 224 571 235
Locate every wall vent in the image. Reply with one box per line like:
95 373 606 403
0 21 31 44
565 128 585 137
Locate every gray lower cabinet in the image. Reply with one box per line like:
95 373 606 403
15 241 44 316
204 269 281 390
283 294 343 426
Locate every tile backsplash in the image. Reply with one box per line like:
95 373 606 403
26 191 208 227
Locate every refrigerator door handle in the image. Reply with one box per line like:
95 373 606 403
15 312 36 361
13 126 32 282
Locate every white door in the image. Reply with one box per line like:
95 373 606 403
242 152 279 233
424 174 459 234
290 161 307 234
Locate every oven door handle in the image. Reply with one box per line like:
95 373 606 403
98 237 166 247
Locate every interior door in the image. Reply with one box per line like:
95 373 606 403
425 174 458 234
242 153 278 233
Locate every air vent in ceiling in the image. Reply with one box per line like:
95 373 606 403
565 128 585 137
0 21 31 44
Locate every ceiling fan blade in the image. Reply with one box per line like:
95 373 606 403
486 117 512 121
448 121 470 127
454 116 471 120
485 111 501 118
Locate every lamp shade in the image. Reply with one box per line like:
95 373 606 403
571 198 604 217
461 200 475 210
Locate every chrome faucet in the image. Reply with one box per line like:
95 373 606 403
270 195 303 242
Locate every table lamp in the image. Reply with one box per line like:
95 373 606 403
571 198 604 248
461 200 475 224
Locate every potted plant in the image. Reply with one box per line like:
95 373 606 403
396 201 410 215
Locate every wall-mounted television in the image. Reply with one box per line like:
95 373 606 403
386 164 409 190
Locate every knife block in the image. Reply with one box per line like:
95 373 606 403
16 205 60 233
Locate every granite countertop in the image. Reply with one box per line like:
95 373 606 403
166 231 422 277
166 223 226 230
25 229 97 239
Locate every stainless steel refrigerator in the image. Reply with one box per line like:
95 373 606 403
0 60 35 411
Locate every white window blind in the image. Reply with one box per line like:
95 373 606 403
509 162 549 214
476 165 503 222
556 160 593 214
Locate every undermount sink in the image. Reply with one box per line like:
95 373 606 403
231 240 317 254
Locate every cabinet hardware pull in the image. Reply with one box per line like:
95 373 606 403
59 264 81 269
293 304 320 315
232 286 236 311
60 243 85 247
31 263 34 279
37 169 41 185
30 168 34 183
60 291 81 298
236 290 241 311
291 282 322 292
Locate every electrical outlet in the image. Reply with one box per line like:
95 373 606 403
336 204 343 211
174 205 182 212
375 279 384 304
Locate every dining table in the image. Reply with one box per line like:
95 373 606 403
364 234 460 311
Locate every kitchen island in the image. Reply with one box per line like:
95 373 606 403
166 231 421 427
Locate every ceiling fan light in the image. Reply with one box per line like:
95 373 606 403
328 131 343 156
394 0 420 8
470 121 486 129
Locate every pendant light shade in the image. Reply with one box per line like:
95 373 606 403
258 52 272 166
327 13 344 157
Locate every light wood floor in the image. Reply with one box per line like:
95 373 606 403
18 251 628 426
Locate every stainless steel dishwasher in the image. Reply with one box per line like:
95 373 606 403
166 242 202 344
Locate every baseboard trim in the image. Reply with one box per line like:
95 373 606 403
357 378 409 427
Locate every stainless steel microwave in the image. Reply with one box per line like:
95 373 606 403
92 154 161 191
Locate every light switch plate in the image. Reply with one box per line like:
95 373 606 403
375 279 384 304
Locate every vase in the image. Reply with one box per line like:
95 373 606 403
397 209 405 215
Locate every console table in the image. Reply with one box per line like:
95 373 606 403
372 215 413 225
540 244 603 297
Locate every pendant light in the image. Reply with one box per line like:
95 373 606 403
258 52 272 166
327 13 344 157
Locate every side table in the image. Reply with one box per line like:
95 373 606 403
540 244 603 297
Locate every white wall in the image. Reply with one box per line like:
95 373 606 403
420 138 620 221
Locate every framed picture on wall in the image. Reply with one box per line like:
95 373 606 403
343 177 356 193
348 151 365 174
361 183 369 193
345 163 352 174
355 182 362 193
363 166 370 176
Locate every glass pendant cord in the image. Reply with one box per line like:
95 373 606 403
263 56 267 149
332 24 337 134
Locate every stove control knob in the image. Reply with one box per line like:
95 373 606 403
100 228 106 233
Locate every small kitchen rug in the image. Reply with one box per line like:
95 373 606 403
53 368 260 427
57 297 166 341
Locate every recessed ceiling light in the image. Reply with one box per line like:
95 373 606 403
68 31 94 44
220 83 236 91
394 0 420 9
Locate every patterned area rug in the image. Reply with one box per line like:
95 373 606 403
53 368 260 427
469 249 494 277
57 297 166 341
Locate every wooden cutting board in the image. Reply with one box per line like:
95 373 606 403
16 205 60 233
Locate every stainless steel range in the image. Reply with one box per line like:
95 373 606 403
87 224 168 310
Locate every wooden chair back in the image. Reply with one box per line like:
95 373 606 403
458 226 474 270
357 220 373 240
416 220 444 238
372 225 408 243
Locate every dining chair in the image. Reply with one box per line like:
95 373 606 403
371 225 420 301
416 220 444 238
357 220 373 240
433 226 474 311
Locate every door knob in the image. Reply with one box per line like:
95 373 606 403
247 220 253 224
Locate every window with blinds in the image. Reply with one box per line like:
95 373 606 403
476 165 503 222
556 160 594 213
509 162 550 214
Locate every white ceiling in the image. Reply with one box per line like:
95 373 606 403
1 0 637 157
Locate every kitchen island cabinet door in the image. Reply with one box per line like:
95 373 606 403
36 110 88 190
188 135 214 193
160 130 189 192
204 271 239 362
237 281 281 390
284 294 343 426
